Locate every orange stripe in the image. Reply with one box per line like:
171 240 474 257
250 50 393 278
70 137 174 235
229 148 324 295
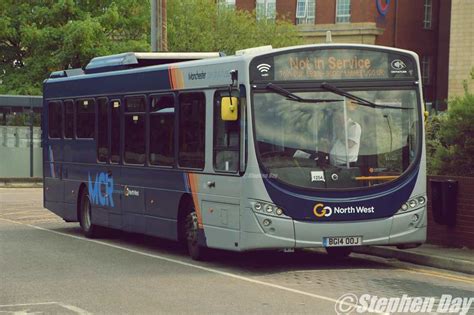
176 68 184 89
188 173 203 228
170 66 177 90
168 67 174 89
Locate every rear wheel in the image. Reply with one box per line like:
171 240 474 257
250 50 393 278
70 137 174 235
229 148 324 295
79 190 100 238
325 247 352 258
185 210 207 260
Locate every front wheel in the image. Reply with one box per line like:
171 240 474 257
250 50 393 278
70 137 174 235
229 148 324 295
79 191 100 238
325 247 352 258
185 211 207 261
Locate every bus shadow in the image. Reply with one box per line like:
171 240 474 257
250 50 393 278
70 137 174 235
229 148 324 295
53 225 394 276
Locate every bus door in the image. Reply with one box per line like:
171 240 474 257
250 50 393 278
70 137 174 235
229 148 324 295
198 90 242 250
44 100 65 207
120 96 147 232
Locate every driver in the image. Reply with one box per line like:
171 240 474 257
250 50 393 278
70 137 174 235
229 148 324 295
328 106 361 166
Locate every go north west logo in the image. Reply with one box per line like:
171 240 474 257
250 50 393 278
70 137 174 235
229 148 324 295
313 203 375 218
88 172 114 207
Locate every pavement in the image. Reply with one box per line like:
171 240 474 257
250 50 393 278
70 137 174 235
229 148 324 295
0 177 42 188
0 185 472 277
353 244 474 275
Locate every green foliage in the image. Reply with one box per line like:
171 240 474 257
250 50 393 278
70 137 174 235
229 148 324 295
167 0 302 55
0 0 150 95
1 0 302 95
427 88 474 176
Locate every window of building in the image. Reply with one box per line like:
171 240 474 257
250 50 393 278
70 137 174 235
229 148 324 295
149 94 175 167
110 100 121 164
296 0 315 25
336 0 351 23
422 56 431 85
178 92 205 169
48 101 62 139
214 91 240 173
423 0 432 29
124 96 146 165
257 0 276 21
76 99 95 138
218 0 235 10
64 100 74 138
97 98 108 162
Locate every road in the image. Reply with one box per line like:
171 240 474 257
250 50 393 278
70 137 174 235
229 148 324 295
1 188 473 315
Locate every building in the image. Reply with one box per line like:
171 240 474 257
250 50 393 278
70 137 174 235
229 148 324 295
219 0 472 111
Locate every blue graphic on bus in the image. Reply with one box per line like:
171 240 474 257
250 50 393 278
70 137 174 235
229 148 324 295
88 172 114 207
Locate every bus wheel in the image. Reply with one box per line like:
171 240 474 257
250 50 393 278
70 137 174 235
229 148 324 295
325 247 352 258
185 211 207 260
79 191 99 238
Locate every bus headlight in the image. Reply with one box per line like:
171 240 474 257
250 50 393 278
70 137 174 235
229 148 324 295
417 196 426 205
250 200 289 218
396 195 427 215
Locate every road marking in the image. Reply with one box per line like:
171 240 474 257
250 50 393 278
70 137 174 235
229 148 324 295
0 302 91 315
402 267 474 284
0 217 387 314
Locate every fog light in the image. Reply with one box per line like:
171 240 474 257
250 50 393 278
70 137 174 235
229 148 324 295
262 219 272 226
411 214 420 223
265 205 274 213
401 204 409 211
417 196 426 205
276 208 283 216
409 199 417 208
254 202 262 211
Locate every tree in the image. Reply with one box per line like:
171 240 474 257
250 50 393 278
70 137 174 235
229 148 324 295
168 0 302 55
427 72 474 176
0 0 302 95
0 0 150 95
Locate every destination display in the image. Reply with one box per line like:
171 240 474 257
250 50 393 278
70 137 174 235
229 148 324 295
250 48 417 82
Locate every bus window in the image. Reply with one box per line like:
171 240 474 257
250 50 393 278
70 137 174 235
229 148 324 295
48 101 62 139
149 94 175 167
76 99 95 138
110 100 121 164
97 98 108 162
214 91 240 172
124 96 146 164
64 100 74 138
178 92 205 169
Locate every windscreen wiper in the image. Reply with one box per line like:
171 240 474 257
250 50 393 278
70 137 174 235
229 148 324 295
266 83 341 103
321 82 412 110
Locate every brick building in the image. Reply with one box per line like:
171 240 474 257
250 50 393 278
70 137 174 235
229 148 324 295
220 0 470 110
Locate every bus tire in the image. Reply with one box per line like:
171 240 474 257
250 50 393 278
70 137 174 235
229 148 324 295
325 247 352 258
79 190 100 238
185 210 207 261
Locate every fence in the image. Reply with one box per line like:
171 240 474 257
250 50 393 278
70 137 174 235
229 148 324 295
0 95 42 178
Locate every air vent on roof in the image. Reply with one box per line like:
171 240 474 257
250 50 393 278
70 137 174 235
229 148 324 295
49 68 85 78
84 52 224 74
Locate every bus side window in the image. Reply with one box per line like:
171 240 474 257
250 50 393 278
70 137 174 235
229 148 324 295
124 95 146 165
48 101 62 139
76 99 95 138
178 92 205 169
149 94 175 167
97 98 108 162
110 100 121 164
214 91 240 173
64 100 75 138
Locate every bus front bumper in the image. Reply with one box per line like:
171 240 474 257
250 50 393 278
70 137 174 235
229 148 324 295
239 206 426 251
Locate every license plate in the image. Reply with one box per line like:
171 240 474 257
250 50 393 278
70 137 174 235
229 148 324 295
323 236 362 247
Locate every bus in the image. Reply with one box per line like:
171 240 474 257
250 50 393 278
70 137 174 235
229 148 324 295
43 44 427 260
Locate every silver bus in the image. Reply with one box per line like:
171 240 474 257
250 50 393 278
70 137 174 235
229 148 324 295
43 44 427 260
